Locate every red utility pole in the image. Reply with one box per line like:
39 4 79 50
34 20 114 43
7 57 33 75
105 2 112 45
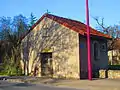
86 0 92 80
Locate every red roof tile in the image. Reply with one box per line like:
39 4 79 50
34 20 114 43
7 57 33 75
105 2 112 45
28 13 111 39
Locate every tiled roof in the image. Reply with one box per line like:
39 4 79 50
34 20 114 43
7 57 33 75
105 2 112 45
28 13 111 39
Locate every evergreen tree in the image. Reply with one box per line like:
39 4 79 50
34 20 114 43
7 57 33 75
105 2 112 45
29 13 37 27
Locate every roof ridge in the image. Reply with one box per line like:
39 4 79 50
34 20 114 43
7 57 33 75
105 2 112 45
22 13 111 40
46 13 85 25
45 13 111 39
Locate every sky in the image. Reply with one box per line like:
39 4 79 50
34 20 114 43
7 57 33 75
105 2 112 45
0 0 120 28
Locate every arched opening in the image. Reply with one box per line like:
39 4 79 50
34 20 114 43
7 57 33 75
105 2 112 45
93 42 100 61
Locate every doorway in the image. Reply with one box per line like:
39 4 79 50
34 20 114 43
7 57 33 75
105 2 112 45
41 52 53 77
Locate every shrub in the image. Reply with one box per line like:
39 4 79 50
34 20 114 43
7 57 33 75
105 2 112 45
108 65 120 70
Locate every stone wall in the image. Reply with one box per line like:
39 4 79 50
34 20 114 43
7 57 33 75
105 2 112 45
108 50 120 65
21 17 80 78
99 70 107 78
99 70 120 79
108 70 120 79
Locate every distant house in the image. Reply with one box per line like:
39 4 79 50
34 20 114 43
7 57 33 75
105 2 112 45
21 13 111 79
108 38 120 65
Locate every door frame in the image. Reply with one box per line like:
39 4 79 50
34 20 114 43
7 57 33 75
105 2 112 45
40 52 53 77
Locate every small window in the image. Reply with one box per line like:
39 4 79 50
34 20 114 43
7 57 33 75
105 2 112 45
42 27 49 38
100 43 106 51
80 43 84 49
93 41 100 60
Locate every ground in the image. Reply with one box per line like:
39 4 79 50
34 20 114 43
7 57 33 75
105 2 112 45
0 81 81 90
0 76 120 90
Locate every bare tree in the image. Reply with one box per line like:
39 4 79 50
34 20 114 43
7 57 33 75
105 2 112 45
94 17 120 50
